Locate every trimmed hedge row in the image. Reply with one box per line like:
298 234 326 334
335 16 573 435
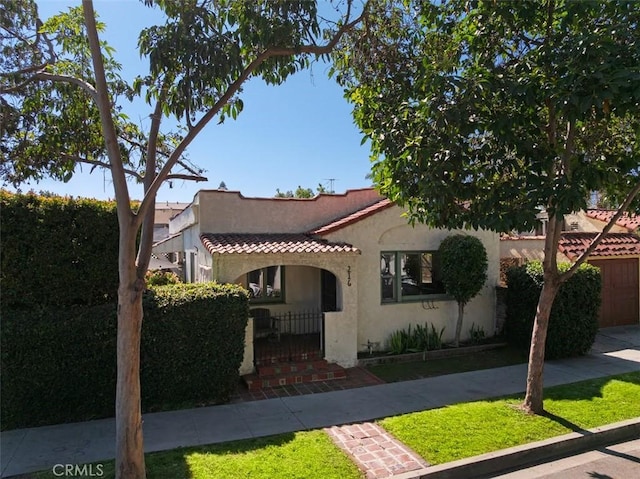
0 191 120 307
505 261 601 359
1 283 249 430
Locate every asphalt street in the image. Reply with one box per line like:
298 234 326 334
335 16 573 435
494 439 640 479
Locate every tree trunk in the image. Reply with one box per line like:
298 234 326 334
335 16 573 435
454 302 464 347
521 277 560 414
115 234 146 479
115 287 145 479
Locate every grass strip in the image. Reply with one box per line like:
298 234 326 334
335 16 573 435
367 345 527 382
32 430 363 479
379 371 640 465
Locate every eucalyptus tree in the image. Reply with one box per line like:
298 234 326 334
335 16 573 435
334 0 640 414
1 0 366 477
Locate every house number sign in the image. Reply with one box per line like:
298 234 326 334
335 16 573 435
347 266 352 286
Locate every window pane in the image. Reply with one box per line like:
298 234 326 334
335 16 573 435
400 252 446 297
265 266 282 298
380 253 396 301
247 269 263 298
421 252 445 294
401 253 421 296
421 253 433 284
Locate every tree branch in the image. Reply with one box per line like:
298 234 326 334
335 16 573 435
83 0 132 222
135 88 167 274
136 0 366 221
0 62 49 77
559 178 640 282
165 173 208 182
62 155 144 181
0 70 99 101
562 119 576 179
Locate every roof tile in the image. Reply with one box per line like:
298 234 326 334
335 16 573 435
200 233 360 255
586 209 640 231
558 232 640 260
310 199 394 235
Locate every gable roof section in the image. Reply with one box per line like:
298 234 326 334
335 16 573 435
586 209 640 232
558 232 640 260
200 233 360 255
310 198 394 235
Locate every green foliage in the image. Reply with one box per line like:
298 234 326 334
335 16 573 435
438 235 488 305
468 323 486 346
505 261 601 359
0 4 140 186
145 269 182 287
334 1 640 230
274 184 327 198
0 283 249 429
424 323 445 351
387 322 445 355
138 0 324 121
0 190 120 308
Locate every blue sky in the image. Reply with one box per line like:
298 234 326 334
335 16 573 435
25 0 373 202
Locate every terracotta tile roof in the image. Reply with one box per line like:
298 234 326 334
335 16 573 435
586 209 640 231
558 232 640 260
310 199 394 235
200 233 360 255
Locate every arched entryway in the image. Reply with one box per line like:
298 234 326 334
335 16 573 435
233 265 341 366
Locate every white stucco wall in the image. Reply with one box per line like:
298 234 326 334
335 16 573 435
322 205 500 351
324 311 358 367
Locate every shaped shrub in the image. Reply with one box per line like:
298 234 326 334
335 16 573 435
439 234 488 346
0 191 120 307
505 261 601 359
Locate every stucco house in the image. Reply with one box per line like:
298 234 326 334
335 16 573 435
153 188 500 375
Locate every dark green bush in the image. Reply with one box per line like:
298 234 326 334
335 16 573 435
505 261 601 359
0 191 120 307
140 283 249 409
1 283 248 430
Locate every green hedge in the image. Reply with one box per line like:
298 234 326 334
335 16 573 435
0 191 120 307
505 261 601 359
1 283 249 430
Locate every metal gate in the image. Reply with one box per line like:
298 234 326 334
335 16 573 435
253 309 324 366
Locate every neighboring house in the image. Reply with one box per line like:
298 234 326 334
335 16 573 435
500 210 640 328
150 202 189 272
154 188 500 372
559 232 640 328
154 201 190 242
585 209 640 234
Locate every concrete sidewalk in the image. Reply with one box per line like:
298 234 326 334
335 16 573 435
2 326 639 478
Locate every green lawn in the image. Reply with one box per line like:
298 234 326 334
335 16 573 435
33 430 363 479
379 371 640 465
367 345 528 382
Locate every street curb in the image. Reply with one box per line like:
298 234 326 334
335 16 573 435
396 417 640 479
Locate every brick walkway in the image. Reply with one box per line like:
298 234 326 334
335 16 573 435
229 366 385 403
325 422 429 479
